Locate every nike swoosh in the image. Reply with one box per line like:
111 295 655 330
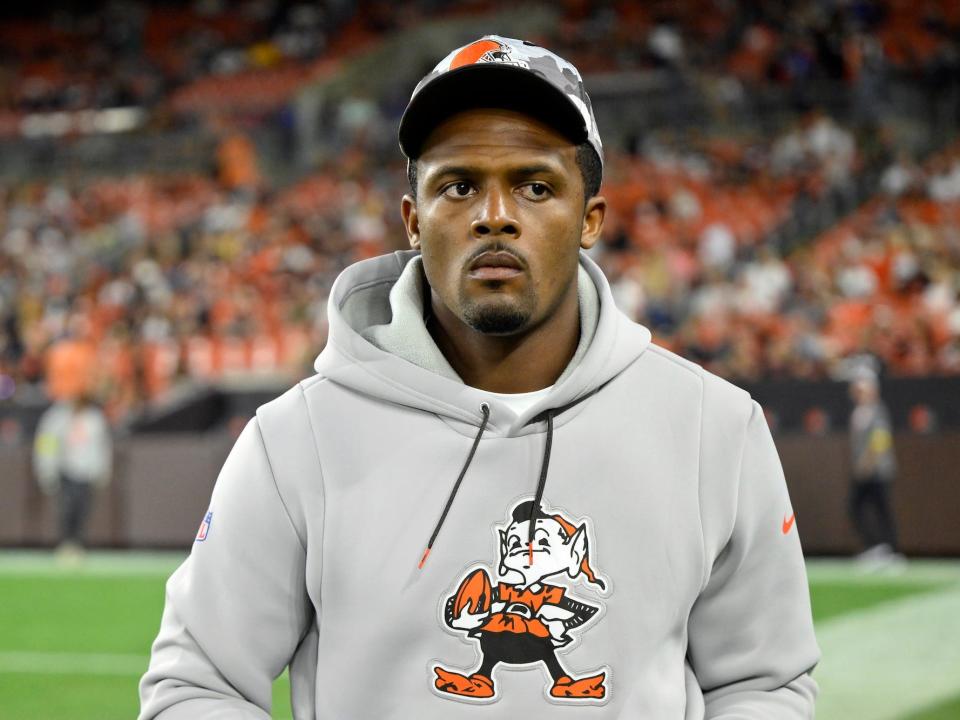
782 513 796 535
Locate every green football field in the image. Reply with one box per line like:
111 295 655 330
1 552 958 719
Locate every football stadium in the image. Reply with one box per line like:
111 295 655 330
1 1 959 719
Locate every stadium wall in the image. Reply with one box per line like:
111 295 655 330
1 432 958 555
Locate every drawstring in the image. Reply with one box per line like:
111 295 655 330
418 402 491 569
417 384 607 571
528 411 554 564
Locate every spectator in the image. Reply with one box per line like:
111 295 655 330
847 366 904 569
32 392 113 562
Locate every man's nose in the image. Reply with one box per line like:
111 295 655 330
471 186 520 238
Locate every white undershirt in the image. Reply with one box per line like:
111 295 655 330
483 386 554 415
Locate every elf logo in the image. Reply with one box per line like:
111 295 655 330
431 497 610 706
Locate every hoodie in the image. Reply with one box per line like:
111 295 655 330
139 250 819 719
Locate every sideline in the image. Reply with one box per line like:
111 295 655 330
806 558 960 585
814 582 960 720
0 550 186 577
0 651 147 676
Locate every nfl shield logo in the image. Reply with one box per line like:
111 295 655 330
196 511 213 542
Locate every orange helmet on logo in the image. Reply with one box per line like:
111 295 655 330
450 39 503 69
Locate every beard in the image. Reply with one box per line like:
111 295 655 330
459 290 533 335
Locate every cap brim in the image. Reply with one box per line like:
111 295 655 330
398 63 588 159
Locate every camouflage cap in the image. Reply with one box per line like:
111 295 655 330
398 35 603 171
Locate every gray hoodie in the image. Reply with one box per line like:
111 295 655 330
139 250 819 719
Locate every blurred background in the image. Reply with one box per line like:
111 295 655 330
0 1 958 718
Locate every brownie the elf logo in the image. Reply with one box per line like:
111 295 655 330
431 498 610 705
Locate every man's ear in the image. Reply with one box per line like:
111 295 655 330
566 525 587 578
401 194 420 249
579 195 606 250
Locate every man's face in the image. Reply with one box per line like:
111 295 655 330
401 108 604 336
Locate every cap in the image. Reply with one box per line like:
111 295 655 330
398 35 603 170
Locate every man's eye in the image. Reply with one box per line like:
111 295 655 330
442 182 474 198
520 182 551 199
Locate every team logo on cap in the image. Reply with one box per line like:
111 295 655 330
450 39 529 70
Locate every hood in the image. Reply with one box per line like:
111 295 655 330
314 249 651 437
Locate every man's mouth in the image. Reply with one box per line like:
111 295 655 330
466 251 524 280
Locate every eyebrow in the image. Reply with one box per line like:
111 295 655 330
425 165 478 184
425 162 565 186
511 164 561 178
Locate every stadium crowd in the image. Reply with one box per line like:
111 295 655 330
597 132 960 383
0 149 407 421
1 0 959 425
2 0 958 119
2 117 959 423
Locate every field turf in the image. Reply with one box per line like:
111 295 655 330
0 552 958 719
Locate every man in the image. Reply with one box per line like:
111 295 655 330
140 35 819 718
848 368 902 565
33 392 113 561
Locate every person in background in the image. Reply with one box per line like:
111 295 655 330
33 392 113 562
848 369 904 568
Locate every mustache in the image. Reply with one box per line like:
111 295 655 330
464 242 528 271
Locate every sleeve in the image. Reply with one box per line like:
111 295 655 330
138 418 312 720
687 400 820 719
